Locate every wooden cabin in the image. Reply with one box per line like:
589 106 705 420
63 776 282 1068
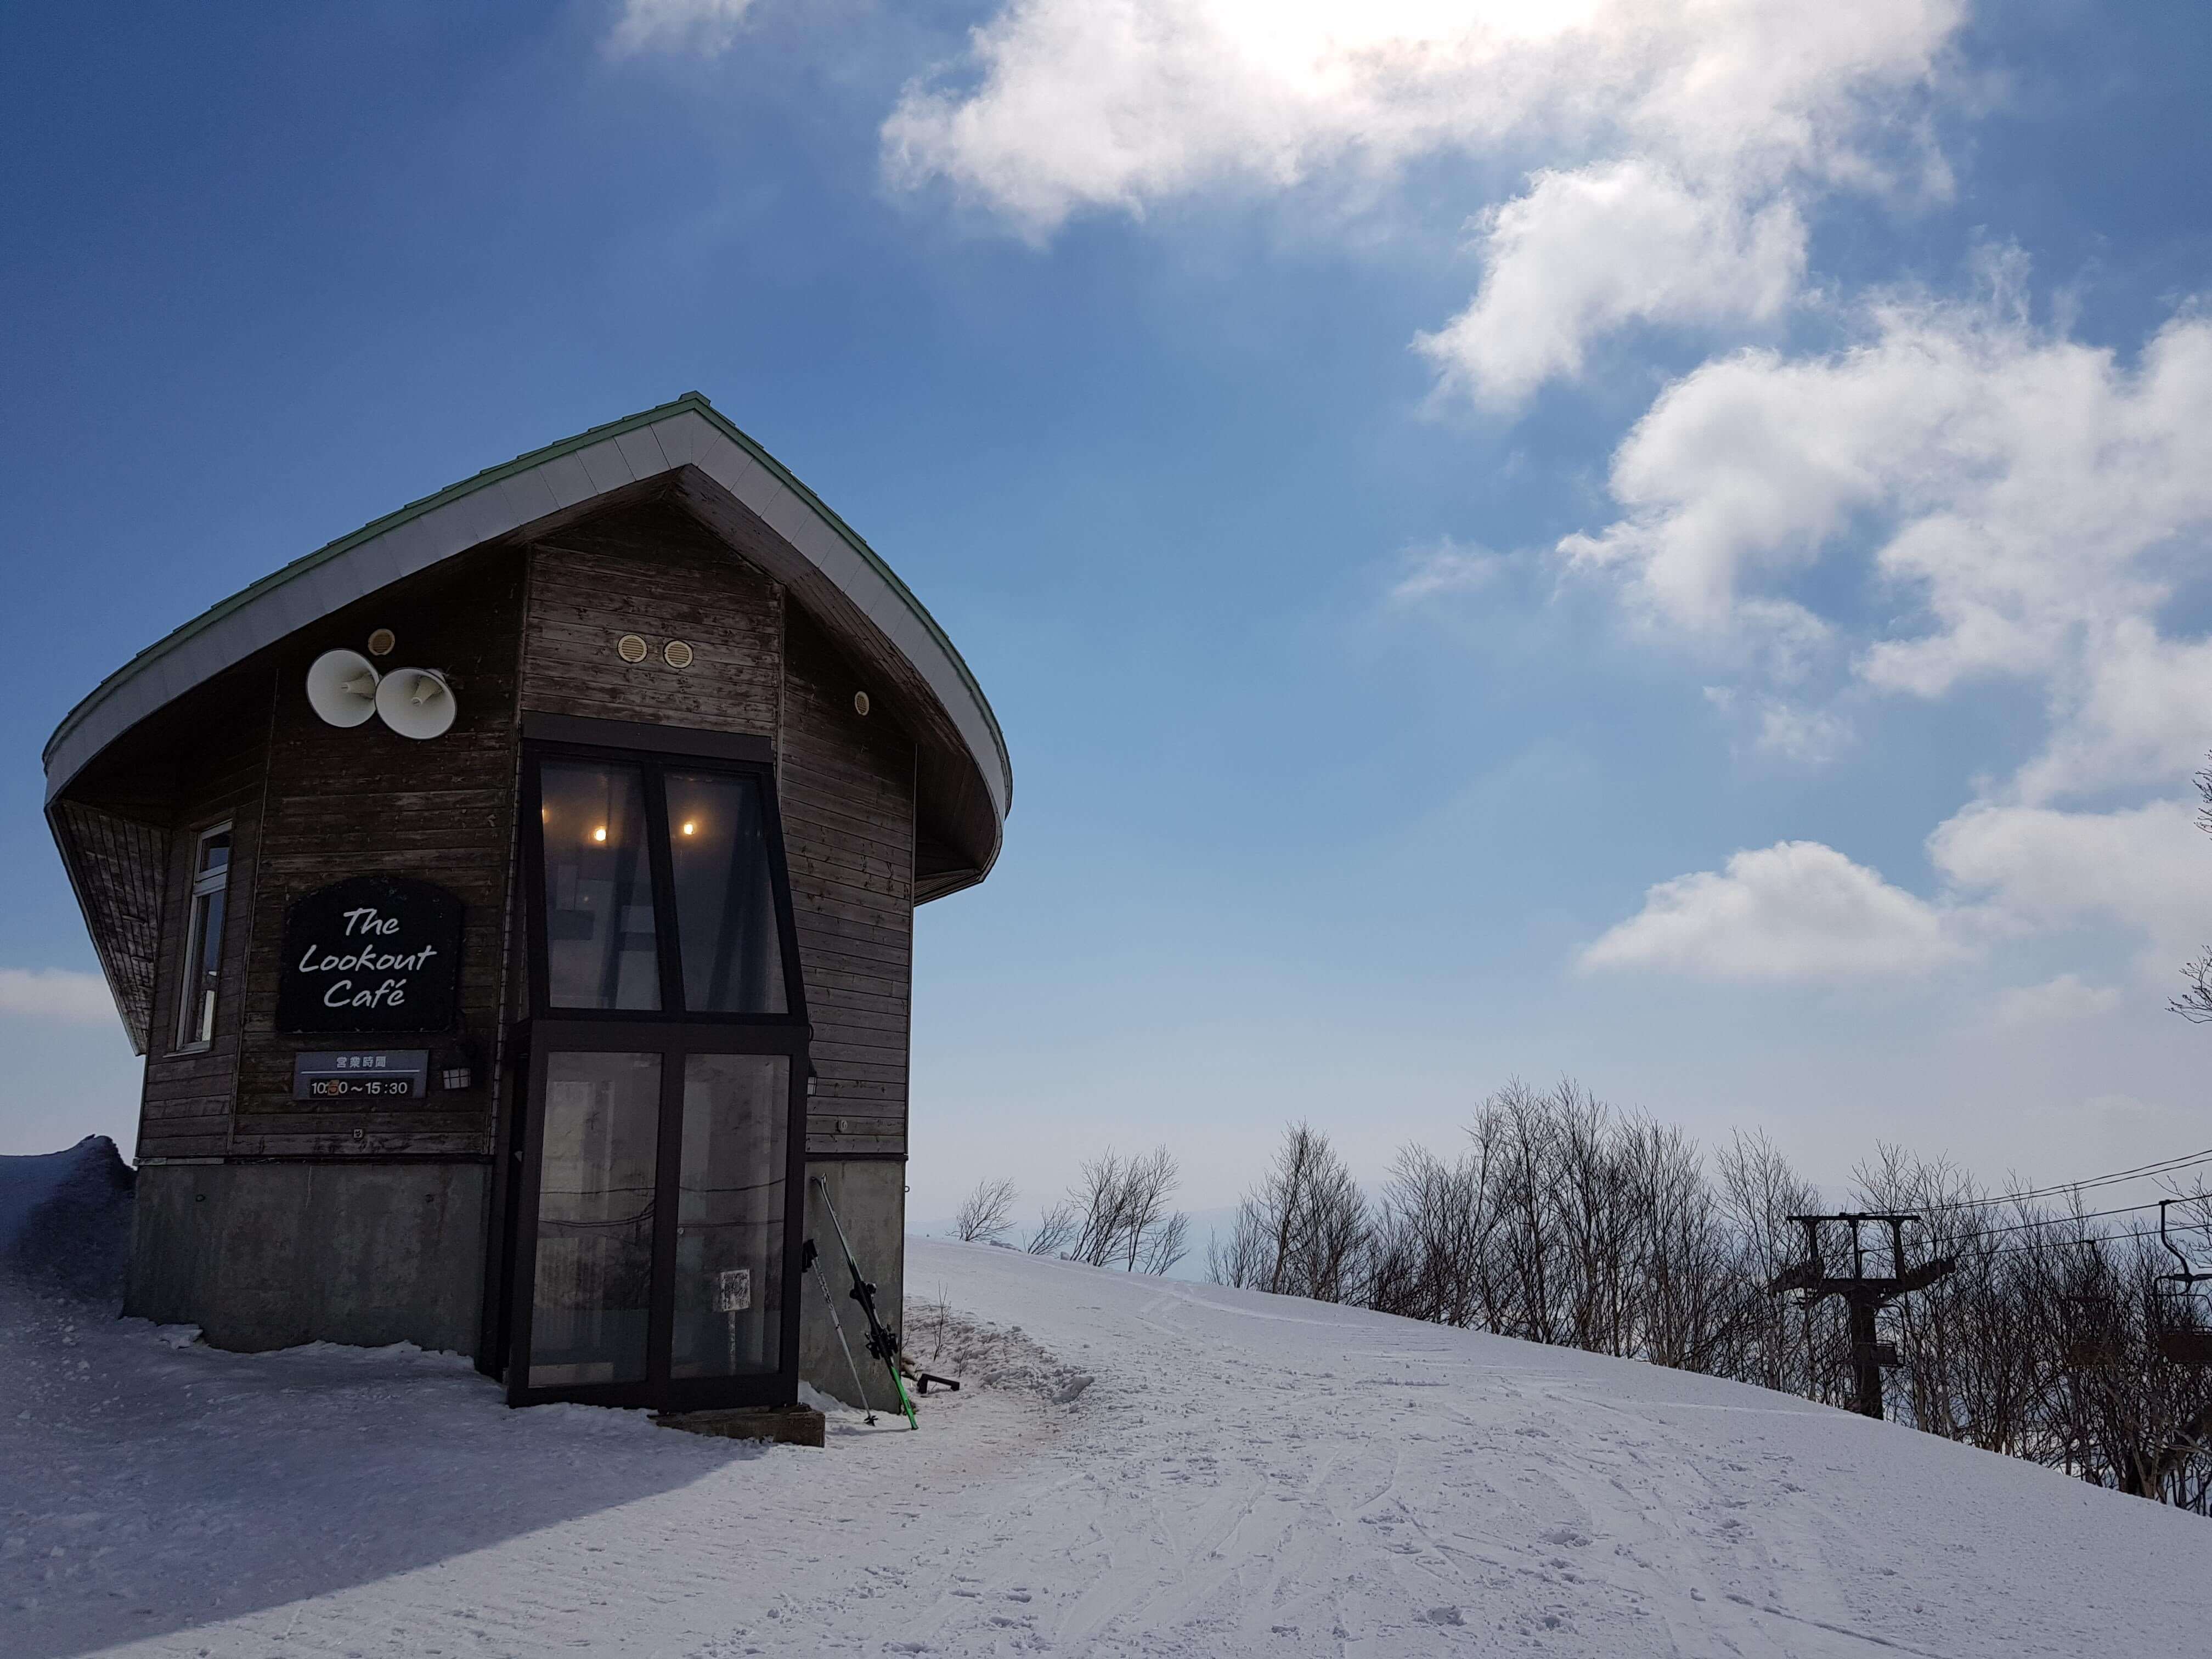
41 394 1010 1415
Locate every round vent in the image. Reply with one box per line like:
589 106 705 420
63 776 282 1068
664 640 694 669
853 691 871 716
617 634 648 663
365 628 396 657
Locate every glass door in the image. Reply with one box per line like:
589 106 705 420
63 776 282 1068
672 1053 789 1381
503 736 808 1411
529 1051 661 1389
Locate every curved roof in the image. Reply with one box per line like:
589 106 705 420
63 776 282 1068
43 393 1011 866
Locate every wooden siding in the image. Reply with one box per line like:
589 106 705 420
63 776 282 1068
520 501 919 1160
49 800 168 1052
61 490 926 1172
671 470 997 894
229 548 526 1159
136 692 271 1161
521 504 782 737
781 608 916 1160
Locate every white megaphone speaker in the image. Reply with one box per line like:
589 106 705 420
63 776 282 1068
305 650 382 728
375 667 458 741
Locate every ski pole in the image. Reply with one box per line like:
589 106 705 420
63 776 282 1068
802 1238 877 1426
811 1176 919 1430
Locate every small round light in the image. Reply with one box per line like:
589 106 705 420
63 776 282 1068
592 826 607 843
617 634 648 663
853 691 870 716
366 628 396 657
681 821 696 836
664 639 694 669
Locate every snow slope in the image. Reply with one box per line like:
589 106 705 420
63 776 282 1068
4 1151 2209 1656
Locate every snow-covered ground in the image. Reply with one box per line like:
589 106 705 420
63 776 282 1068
6 1143 2210 1657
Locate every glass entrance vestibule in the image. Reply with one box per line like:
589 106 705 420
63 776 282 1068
496 727 809 1412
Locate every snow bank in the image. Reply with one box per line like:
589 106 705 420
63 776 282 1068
4 1158 2209 1656
1 1134 133 1301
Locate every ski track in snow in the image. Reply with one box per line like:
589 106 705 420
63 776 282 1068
5 1237 2210 1657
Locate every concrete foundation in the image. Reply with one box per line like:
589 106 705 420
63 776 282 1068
128 1157 893 1388
127 1161 488 1357
799 1159 905 1410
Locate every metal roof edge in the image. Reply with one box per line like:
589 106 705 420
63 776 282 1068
682 399 1012 813
42 393 1012 816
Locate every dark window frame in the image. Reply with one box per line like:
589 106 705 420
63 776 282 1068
519 736 809 1030
503 1020 808 1412
500 729 811 1412
171 820 233 1054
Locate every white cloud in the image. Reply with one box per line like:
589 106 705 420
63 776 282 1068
0 968 118 1025
1703 687 1855 766
2009 624 2212 807
1565 254 2212 992
1582 793 2212 993
1418 162 1804 409
1928 799 2212 964
885 0 1964 402
1581 839 1967 981
1561 292 2212 804
606 0 757 57
1389 540 1502 603
1989 975 2121 1029
885 2 1612 230
1751 700 1853 766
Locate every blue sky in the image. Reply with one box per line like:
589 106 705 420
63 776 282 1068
5 1 2211 1224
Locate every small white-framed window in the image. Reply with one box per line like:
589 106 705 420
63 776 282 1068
174 822 233 1052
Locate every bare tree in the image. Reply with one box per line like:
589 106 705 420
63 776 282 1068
1715 1128 1826 1395
1056 1146 1191 1274
1116 1147 1186 1273
1367 1143 1489 1328
1068 1151 1136 1268
1210 1122 1371 1302
1026 1201 1077 1257
1138 1210 1192 1276
953 1177 1019 1245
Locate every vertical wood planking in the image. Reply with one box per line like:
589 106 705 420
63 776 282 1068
780 608 916 1160
230 549 526 1158
521 505 782 735
135 698 270 1161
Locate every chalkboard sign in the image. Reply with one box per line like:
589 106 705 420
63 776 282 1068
277 876 464 1034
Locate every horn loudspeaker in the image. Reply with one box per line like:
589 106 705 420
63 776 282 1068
305 650 382 729
374 667 458 741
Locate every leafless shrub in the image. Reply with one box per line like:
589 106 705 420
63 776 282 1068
1064 1147 1189 1274
1715 1128 1826 1395
1025 1201 1077 1257
954 1177 1020 1244
1210 1122 1372 1302
1367 1143 1489 1328
1138 1209 1191 1276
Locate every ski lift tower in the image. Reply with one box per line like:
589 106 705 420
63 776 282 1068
1771 1213 1955 1420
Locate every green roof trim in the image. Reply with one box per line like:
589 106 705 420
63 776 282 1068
43 392 1012 805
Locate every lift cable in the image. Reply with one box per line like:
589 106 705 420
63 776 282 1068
1950 1197 2207 1241
1912 1146 2212 1215
1981 1216 2212 1262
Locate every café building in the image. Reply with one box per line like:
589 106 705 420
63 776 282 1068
41 394 1010 1415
